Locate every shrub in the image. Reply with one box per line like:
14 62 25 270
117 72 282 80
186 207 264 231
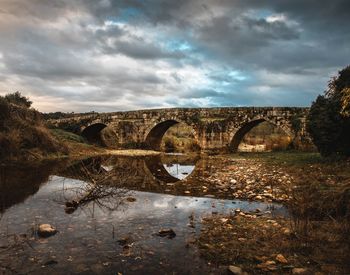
186 140 201 152
163 137 176 152
307 66 350 157
3 91 32 108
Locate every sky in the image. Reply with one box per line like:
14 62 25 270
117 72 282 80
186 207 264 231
0 0 349 112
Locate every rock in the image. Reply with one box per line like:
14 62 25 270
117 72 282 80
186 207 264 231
117 236 133 246
276 254 288 264
230 179 237 184
43 260 58 266
256 260 277 271
126 197 136 202
184 190 191 194
292 268 308 274
156 228 176 239
65 200 78 208
255 195 263 200
37 224 57 238
64 207 76 214
228 265 242 274
65 200 78 214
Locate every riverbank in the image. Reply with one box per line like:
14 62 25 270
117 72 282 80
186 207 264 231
194 152 350 274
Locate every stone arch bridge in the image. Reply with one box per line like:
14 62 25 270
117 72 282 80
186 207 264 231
48 107 311 152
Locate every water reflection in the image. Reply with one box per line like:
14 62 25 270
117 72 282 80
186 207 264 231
145 154 199 182
0 161 66 214
0 155 286 274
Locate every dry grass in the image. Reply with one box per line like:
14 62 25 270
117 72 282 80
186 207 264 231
197 212 350 274
196 153 350 274
0 100 67 161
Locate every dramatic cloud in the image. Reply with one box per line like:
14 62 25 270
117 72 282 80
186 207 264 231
0 0 349 112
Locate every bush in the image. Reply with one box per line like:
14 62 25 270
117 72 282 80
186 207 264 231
3 91 32 108
307 66 350 157
163 137 176 152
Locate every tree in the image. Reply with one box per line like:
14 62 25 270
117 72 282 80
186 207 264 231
4 91 32 108
340 87 350 117
307 66 350 157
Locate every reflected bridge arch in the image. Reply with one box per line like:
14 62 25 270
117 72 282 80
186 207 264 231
145 154 200 183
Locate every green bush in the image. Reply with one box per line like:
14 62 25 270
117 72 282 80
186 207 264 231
307 66 350 157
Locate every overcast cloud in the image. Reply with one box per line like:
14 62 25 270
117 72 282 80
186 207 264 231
0 0 349 112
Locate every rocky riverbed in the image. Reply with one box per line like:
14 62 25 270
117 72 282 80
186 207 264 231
174 155 293 203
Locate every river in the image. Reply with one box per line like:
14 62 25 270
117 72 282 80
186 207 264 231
0 154 285 274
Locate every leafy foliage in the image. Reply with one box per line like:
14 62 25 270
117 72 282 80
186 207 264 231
307 66 350 156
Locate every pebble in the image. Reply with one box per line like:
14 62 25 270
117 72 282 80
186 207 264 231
156 228 176 239
37 224 57 238
126 197 136 202
276 254 288 264
292 268 308 274
228 265 243 274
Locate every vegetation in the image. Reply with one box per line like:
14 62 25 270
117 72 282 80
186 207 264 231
0 93 67 161
197 152 350 274
3 91 32 108
307 66 350 157
0 92 161 161
161 123 201 153
50 128 86 143
42 111 98 120
238 121 291 152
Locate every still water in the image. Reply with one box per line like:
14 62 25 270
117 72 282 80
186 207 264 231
0 154 285 274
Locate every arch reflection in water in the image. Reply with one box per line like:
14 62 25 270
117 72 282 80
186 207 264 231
145 154 200 183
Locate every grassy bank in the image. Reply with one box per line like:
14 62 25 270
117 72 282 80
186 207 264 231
0 97 68 161
0 95 159 163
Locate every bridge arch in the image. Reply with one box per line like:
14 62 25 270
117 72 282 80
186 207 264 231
144 119 199 151
229 118 293 152
81 123 107 144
